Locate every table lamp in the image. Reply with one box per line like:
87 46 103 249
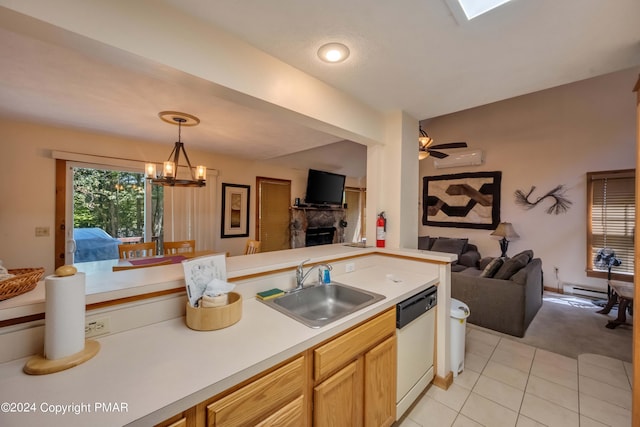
490 222 519 257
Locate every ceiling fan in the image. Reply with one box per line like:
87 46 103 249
418 125 468 160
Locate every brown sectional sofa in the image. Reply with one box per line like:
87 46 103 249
419 236 543 337
451 256 543 337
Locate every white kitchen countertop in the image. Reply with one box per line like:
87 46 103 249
0 245 453 426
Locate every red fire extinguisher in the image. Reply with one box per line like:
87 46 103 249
376 212 386 248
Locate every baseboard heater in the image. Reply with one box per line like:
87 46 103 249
563 283 608 299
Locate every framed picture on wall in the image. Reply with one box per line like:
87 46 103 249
422 171 501 229
221 183 250 238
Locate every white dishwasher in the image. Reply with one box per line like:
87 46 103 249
396 285 437 419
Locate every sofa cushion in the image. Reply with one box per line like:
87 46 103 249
459 250 481 268
480 257 504 278
493 252 530 280
431 237 468 257
418 236 433 250
451 263 468 273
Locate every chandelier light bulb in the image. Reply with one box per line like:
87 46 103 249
196 165 207 181
163 161 175 178
145 163 156 179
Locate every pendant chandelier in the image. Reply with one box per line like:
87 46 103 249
145 111 206 187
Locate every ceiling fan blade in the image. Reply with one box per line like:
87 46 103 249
430 142 468 150
428 150 448 159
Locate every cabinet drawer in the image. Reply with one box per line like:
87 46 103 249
207 356 305 427
314 308 395 381
254 395 305 427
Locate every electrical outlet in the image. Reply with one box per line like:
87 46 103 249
85 317 110 338
345 263 355 273
35 226 50 237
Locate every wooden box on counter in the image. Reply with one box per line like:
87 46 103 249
185 292 242 331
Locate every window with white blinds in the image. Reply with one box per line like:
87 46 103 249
587 169 635 280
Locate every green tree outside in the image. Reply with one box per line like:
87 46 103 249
73 168 163 241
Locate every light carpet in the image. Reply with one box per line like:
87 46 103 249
468 291 633 362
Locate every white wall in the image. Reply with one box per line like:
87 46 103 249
419 67 639 291
0 118 330 273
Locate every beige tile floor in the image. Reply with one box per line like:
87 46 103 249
400 328 633 427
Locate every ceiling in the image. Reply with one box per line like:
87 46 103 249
0 1 639 178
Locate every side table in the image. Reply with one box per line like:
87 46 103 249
604 280 634 329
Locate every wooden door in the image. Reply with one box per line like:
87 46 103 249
314 359 363 427
364 335 397 427
257 177 291 252
344 187 365 243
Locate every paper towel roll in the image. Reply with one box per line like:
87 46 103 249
44 272 86 360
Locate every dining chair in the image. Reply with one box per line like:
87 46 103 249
244 240 261 255
118 241 157 259
163 240 196 255
112 259 173 271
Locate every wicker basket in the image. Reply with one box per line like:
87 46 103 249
0 268 45 301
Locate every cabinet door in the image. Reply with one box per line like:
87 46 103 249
314 309 395 382
364 335 397 427
314 359 363 427
254 395 305 427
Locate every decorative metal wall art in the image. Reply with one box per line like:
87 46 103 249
514 185 572 214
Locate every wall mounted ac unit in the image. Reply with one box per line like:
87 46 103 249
433 149 483 169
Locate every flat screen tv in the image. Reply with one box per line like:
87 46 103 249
305 169 346 206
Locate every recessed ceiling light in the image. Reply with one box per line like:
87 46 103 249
317 43 350 63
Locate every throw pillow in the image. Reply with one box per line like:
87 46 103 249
510 249 534 263
431 238 468 257
480 257 504 278
493 252 530 280
479 256 496 271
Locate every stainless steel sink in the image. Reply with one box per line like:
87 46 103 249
260 282 385 328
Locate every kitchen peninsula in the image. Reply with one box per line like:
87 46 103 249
0 245 455 426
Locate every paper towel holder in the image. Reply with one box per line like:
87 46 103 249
23 265 100 375
24 341 100 375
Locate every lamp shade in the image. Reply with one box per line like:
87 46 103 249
490 222 519 239
144 163 156 179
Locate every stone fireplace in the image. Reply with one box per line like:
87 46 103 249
290 206 346 248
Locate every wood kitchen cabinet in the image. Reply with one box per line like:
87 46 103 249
156 308 396 427
154 406 197 427
314 360 363 427
313 308 396 427
205 355 305 427
364 335 397 427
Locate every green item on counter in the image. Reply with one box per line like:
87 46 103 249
256 288 285 300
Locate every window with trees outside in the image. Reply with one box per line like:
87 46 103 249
586 169 635 282
71 164 162 263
